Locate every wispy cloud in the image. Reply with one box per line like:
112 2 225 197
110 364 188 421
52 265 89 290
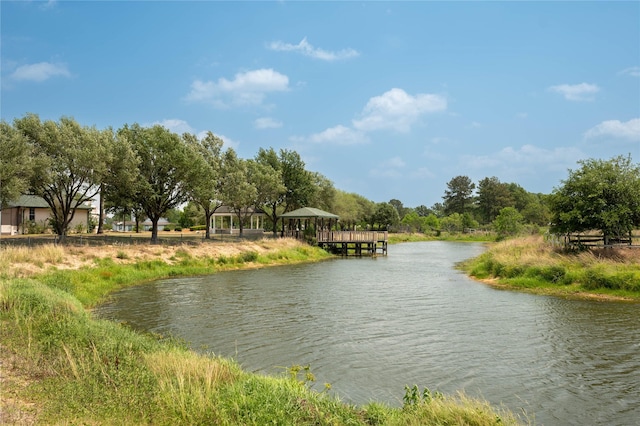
352 88 447 132
268 37 359 61
618 66 640 77
40 0 57 10
185 68 289 107
10 61 70 82
584 118 640 141
369 156 406 178
254 117 283 129
461 144 585 176
291 125 369 145
548 82 600 101
147 119 195 135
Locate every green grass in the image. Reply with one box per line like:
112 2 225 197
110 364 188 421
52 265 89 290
461 235 640 300
388 232 496 245
0 242 527 425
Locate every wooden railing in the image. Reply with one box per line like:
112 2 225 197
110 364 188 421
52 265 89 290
316 230 388 243
550 233 637 249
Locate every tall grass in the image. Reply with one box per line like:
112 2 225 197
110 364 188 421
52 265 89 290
462 235 640 299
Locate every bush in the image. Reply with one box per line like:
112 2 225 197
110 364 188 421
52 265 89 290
163 225 172 231
25 220 48 234
239 251 258 263
174 227 182 232
190 225 207 231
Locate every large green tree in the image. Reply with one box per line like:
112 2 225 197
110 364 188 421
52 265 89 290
247 158 285 231
184 131 225 239
549 155 640 244
14 114 109 240
371 202 400 231
254 148 287 235
0 120 32 207
99 128 140 234
443 175 476 215
119 124 198 243
220 149 257 237
280 149 314 212
476 177 514 224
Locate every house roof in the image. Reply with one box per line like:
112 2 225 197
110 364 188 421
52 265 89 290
4 194 93 210
279 207 339 219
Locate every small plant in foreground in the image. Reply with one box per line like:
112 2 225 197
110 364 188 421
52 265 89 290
403 384 443 408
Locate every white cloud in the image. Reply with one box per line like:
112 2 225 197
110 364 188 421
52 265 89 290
149 119 195 134
292 125 369 145
10 62 70 82
368 156 407 179
584 118 640 141
216 134 240 150
185 68 289 107
461 144 585 175
254 117 283 129
382 156 405 168
548 82 600 101
268 37 359 61
618 66 640 77
352 88 447 132
411 167 435 179
40 0 57 10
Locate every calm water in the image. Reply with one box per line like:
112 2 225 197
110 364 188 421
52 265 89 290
95 242 640 425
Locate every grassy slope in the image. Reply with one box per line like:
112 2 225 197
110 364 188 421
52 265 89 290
0 240 525 425
461 235 640 301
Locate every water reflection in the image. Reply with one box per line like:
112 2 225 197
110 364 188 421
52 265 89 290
95 242 640 425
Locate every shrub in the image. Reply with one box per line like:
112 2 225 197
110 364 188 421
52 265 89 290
539 265 568 284
189 225 207 231
163 225 172 231
174 227 182 232
239 251 258 263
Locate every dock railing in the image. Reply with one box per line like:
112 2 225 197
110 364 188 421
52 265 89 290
316 230 388 243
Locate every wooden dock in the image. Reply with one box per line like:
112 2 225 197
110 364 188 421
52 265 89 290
316 230 388 256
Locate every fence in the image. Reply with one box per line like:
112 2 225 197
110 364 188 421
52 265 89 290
0 231 275 248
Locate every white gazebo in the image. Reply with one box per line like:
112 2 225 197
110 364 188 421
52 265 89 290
211 206 266 235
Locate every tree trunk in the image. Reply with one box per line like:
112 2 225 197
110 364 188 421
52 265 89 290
97 186 104 234
151 217 159 244
205 209 212 240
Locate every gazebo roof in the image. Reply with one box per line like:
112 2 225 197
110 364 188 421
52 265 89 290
279 207 339 219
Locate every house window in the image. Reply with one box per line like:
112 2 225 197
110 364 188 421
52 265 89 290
29 208 36 221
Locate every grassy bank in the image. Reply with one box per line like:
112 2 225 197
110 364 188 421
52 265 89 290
388 232 495 244
0 239 525 425
461 235 640 301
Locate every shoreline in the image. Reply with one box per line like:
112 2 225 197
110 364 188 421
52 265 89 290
459 235 640 303
1 238 526 425
471 276 638 303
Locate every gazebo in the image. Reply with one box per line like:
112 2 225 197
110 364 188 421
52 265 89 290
279 207 339 239
280 207 387 256
211 206 266 235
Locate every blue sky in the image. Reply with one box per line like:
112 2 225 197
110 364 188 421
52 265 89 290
2 1 639 208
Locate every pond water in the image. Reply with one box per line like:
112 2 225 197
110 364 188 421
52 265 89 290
95 242 640 425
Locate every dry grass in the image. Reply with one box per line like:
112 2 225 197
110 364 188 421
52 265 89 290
487 235 640 268
0 238 305 279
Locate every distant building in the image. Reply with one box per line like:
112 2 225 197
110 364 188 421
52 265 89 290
0 194 93 235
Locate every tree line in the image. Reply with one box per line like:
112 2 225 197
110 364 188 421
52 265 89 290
2 114 638 243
